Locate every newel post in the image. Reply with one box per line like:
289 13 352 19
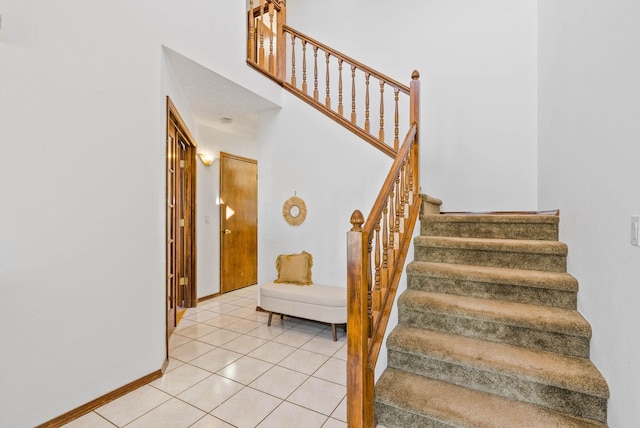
276 0 287 80
410 70 420 194
347 210 372 427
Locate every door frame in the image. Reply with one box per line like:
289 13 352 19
166 97 197 347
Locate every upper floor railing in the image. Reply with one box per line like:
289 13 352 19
247 0 414 158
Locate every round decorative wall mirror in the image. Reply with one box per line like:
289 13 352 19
283 196 307 226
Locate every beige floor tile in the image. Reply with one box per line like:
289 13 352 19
203 314 244 328
272 328 316 347
61 412 116 427
224 318 262 334
331 396 347 422
302 335 346 356
287 377 346 416
278 348 329 375
95 385 171 426
165 357 185 373
248 341 297 364
174 318 197 331
169 333 193 350
314 358 347 386
189 347 243 373
184 310 220 323
177 374 243 413
257 401 327 428
197 328 242 346
170 340 216 362
211 387 282 428
246 323 288 340
189 414 235 428
332 343 347 361
149 364 211 395
249 365 308 399
217 355 273 385
226 306 257 319
220 334 268 354
125 398 204 428
174 323 218 339
323 418 348 428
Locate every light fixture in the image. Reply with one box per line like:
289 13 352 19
197 153 216 166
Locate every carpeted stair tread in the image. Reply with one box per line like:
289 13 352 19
375 368 608 428
407 261 578 292
422 213 560 240
399 289 591 337
387 326 609 398
415 236 568 255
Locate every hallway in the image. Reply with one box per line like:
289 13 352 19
63 285 347 427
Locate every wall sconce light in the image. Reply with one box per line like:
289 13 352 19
197 153 216 166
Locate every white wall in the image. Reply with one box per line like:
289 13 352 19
257 92 393 291
0 1 279 426
195 125 259 299
538 1 640 425
288 0 539 212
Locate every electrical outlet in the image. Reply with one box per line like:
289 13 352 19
632 215 640 246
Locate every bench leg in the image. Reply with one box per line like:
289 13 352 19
331 324 337 341
268 312 273 326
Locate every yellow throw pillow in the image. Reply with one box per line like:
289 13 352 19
275 251 313 285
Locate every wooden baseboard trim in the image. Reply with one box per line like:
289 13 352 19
198 292 221 303
35 368 163 428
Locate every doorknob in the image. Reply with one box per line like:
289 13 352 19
224 229 231 235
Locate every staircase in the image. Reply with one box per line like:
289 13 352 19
375 202 610 427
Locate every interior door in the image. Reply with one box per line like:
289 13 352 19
166 97 197 339
220 152 258 293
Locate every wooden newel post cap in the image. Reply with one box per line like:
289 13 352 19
350 210 365 232
411 70 420 80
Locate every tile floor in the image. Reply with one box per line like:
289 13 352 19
63 285 347 428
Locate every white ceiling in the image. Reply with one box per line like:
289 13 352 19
164 47 279 139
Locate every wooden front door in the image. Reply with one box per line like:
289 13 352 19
166 97 197 339
220 152 258 293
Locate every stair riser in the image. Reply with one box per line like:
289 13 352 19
375 402 454 428
399 307 590 357
387 350 607 423
415 246 567 272
421 222 558 240
408 274 577 309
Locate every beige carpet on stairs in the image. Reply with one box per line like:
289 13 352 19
374 196 609 428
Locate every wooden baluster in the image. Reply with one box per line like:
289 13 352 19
394 88 400 151
276 0 287 80
388 188 396 268
290 35 296 87
350 65 357 125
367 238 373 338
395 174 402 249
313 46 319 101
381 201 389 291
407 149 414 203
372 219 381 316
325 52 331 109
258 0 265 68
302 41 308 95
268 1 275 73
338 59 344 117
365 73 370 133
379 81 385 142
248 0 255 63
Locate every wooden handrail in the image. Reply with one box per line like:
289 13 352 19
347 72 420 428
245 4 421 426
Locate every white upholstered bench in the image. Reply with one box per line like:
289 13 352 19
260 281 347 341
